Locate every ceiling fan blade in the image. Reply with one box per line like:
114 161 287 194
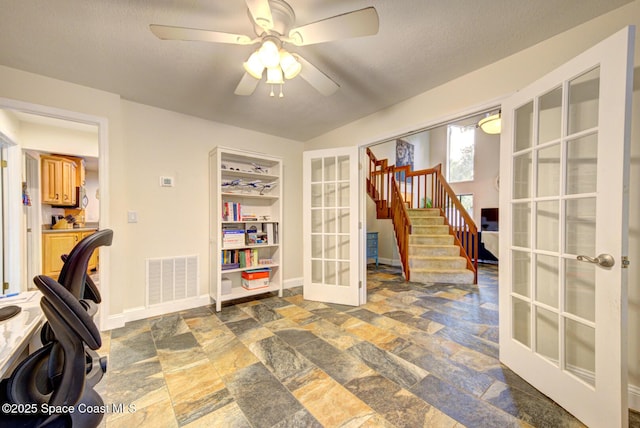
297 55 339 96
234 73 261 96
288 7 379 46
246 0 274 31
150 24 253 45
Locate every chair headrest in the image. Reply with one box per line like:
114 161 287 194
33 275 101 350
57 229 113 300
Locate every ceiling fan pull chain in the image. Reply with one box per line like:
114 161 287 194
270 85 275 97
279 85 284 98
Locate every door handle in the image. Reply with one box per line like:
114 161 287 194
577 253 615 268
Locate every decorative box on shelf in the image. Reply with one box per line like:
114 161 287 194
222 229 245 247
241 268 271 290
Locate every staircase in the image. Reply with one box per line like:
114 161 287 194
366 148 478 284
407 209 475 284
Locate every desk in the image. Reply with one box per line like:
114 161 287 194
482 231 499 259
0 291 44 379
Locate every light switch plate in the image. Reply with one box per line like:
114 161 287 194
127 211 138 223
160 176 174 187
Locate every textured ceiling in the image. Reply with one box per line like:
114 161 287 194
0 0 632 141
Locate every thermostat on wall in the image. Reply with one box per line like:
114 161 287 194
160 176 174 187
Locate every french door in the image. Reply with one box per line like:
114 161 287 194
303 147 361 306
499 27 634 427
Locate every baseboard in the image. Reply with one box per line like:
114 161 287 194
284 276 303 289
629 383 640 412
102 295 211 331
378 257 401 267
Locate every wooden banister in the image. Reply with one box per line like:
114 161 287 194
366 149 478 284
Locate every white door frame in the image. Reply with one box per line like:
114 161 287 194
0 97 111 330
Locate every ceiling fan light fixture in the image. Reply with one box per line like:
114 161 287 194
478 111 502 134
243 50 265 79
258 39 280 68
280 50 301 79
266 66 284 85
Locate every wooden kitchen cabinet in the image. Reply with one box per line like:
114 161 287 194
41 155 77 206
42 230 97 278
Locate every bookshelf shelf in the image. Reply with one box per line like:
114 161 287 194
210 146 283 311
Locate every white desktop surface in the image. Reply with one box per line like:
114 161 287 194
482 231 499 259
0 291 44 379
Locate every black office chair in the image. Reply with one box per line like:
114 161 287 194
0 276 105 427
58 229 113 306
41 229 112 344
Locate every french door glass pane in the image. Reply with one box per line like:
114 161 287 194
312 235 322 258
337 262 350 287
513 297 531 347
324 235 336 259
538 86 562 144
324 209 336 233
338 236 349 259
536 201 559 252
312 260 322 283
512 250 531 297
568 67 600 135
536 254 559 308
324 157 336 181
324 183 336 207
565 318 596 386
338 183 349 207
515 101 534 152
536 306 559 363
311 159 322 182
565 198 596 256
311 210 322 233
513 152 532 199
325 261 336 285
512 203 531 248
311 184 322 207
565 258 596 322
566 134 598 195
337 155 349 180
536 143 561 197
338 209 350 233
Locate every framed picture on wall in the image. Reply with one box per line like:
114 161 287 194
395 139 414 182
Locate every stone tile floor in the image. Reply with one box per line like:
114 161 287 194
95 264 639 427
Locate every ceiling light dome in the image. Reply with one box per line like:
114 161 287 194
478 112 501 134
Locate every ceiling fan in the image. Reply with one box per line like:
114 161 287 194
150 0 379 97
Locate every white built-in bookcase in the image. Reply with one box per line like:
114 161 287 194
209 146 283 311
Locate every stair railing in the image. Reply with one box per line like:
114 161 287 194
366 148 478 283
390 173 412 280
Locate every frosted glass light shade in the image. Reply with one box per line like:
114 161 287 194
258 40 280 68
266 67 284 84
478 113 502 134
280 50 301 79
243 51 264 79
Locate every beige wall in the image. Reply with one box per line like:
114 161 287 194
0 65 303 320
307 0 640 403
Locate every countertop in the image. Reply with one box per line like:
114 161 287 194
0 291 44 378
42 227 98 233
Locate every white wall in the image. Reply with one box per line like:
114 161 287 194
0 65 303 324
19 122 98 158
119 100 303 315
307 0 640 406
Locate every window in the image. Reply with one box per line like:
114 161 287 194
457 194 474 217
447 124 475 182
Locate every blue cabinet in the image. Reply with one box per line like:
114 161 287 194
367 232 379 268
